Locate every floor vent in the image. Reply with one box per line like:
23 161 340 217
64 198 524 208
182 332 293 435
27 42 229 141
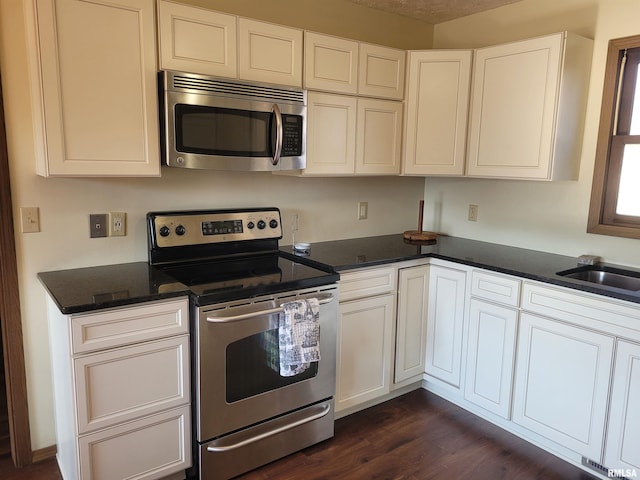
582 457 633 479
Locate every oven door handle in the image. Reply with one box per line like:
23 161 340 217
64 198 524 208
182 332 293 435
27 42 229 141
206 292 334 323
206 402 331 452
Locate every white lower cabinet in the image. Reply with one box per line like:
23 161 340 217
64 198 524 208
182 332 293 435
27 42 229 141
395 265 428 383
424 264 467 387
47 297 191 480
464 298 517 419
604 340 640 472
336 267 396 412
512 312 614 460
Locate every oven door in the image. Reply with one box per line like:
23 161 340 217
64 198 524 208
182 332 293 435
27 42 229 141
195 287 337 443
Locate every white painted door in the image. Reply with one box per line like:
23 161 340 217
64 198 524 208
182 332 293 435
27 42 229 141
305 92 357 175
512 312 614 459
238 18 303 87
304 32 358 94
355 98 403 175
336 294 395 411
464 298 517 418
604 340 640 472
466 33 563 179
157 1 237 77
34 0 160 176
403 50 471 176
358 43 405 100
395 265 429 383
425 265 467 387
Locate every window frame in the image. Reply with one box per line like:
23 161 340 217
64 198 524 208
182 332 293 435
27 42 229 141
588 34 640 238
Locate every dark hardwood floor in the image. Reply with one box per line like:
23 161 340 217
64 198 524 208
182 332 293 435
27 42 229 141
0 389 597 479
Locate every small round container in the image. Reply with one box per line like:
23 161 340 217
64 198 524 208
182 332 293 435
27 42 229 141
293 242 311 254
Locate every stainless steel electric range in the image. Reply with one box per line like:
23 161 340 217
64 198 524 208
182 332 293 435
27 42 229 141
147 207 339 480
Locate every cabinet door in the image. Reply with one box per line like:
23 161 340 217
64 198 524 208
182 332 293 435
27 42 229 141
157 1 237 77
425 265 467 387
512 313 614 459
79 405 191 480
336 294 395 411
403 50 471 176
238 18 303 87
34 0 159 176
305 92 357 175
304 32 358 94
466 33 563 179
604 340 640 472
358 43 405 100
464 299 517 419
396 265 428 383
356 98 402 175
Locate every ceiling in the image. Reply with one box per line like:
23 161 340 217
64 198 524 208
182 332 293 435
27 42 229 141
345 0 526 24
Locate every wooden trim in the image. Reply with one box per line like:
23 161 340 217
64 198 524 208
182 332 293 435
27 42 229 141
587 34 640 239
0 72 32 465
31 445 56 464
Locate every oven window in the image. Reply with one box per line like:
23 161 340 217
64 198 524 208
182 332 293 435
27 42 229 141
175 104 273 157
226 328 318 403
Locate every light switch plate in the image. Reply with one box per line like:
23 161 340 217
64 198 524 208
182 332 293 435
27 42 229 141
20 207 40 233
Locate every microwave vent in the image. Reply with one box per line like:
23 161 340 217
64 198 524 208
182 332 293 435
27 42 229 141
171 74 305 105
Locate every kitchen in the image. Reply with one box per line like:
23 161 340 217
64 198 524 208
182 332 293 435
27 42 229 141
1 0 640 478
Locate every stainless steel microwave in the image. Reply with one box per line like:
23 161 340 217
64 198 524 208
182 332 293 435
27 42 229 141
160 71 306 171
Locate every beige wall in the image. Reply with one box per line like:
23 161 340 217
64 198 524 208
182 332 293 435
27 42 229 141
0 0 429 450
423 0 640 267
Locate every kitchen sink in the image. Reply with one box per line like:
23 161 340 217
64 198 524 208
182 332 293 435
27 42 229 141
556 265 640 292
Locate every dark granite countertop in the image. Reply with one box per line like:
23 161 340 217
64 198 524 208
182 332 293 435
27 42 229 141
38 262 190 315
281 234 640 305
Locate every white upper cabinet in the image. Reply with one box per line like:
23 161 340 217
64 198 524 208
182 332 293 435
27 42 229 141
304 32 359 94
355 98 403 175
238 18 303 87
403 50 472 176
358 43 406 100
466 32 592 180
32 0 160 177
157 0 237 77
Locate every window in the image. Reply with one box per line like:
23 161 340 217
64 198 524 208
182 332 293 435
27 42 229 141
588 35 640 238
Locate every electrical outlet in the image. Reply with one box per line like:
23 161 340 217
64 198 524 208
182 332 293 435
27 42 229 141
468 204 479 222
109 212 126 237
89 214 108 238
358 202 368 220
20 207 40 233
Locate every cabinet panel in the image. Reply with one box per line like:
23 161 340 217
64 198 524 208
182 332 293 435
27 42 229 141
305 92 357 175
425 265 467 387
396 266 428 383
75 336 190 434
464 299 517 418
157 1 237 77
71 298 189 354
304 32 358 94
79 405 191 480
604 340 640 471
34 0 159 176
336 294 394 411
403 50 471 176
238 18 303 86
356 98 402 175
471 270 521 307
358 43 405 100
512 313 613 459
338 267 396 301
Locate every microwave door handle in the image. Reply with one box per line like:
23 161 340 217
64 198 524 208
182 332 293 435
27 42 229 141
271 104 283 166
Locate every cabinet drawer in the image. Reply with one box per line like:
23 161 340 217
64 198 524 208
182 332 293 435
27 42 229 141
71 298 188 354
338 267 396 301
79 405 191 480
75 336 189 434
471 270 521 307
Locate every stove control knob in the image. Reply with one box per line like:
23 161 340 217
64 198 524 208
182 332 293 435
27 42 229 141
175 225 186 236
257 220 266 230
159 226 170 237
247 221 255 229
269 219 279 229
